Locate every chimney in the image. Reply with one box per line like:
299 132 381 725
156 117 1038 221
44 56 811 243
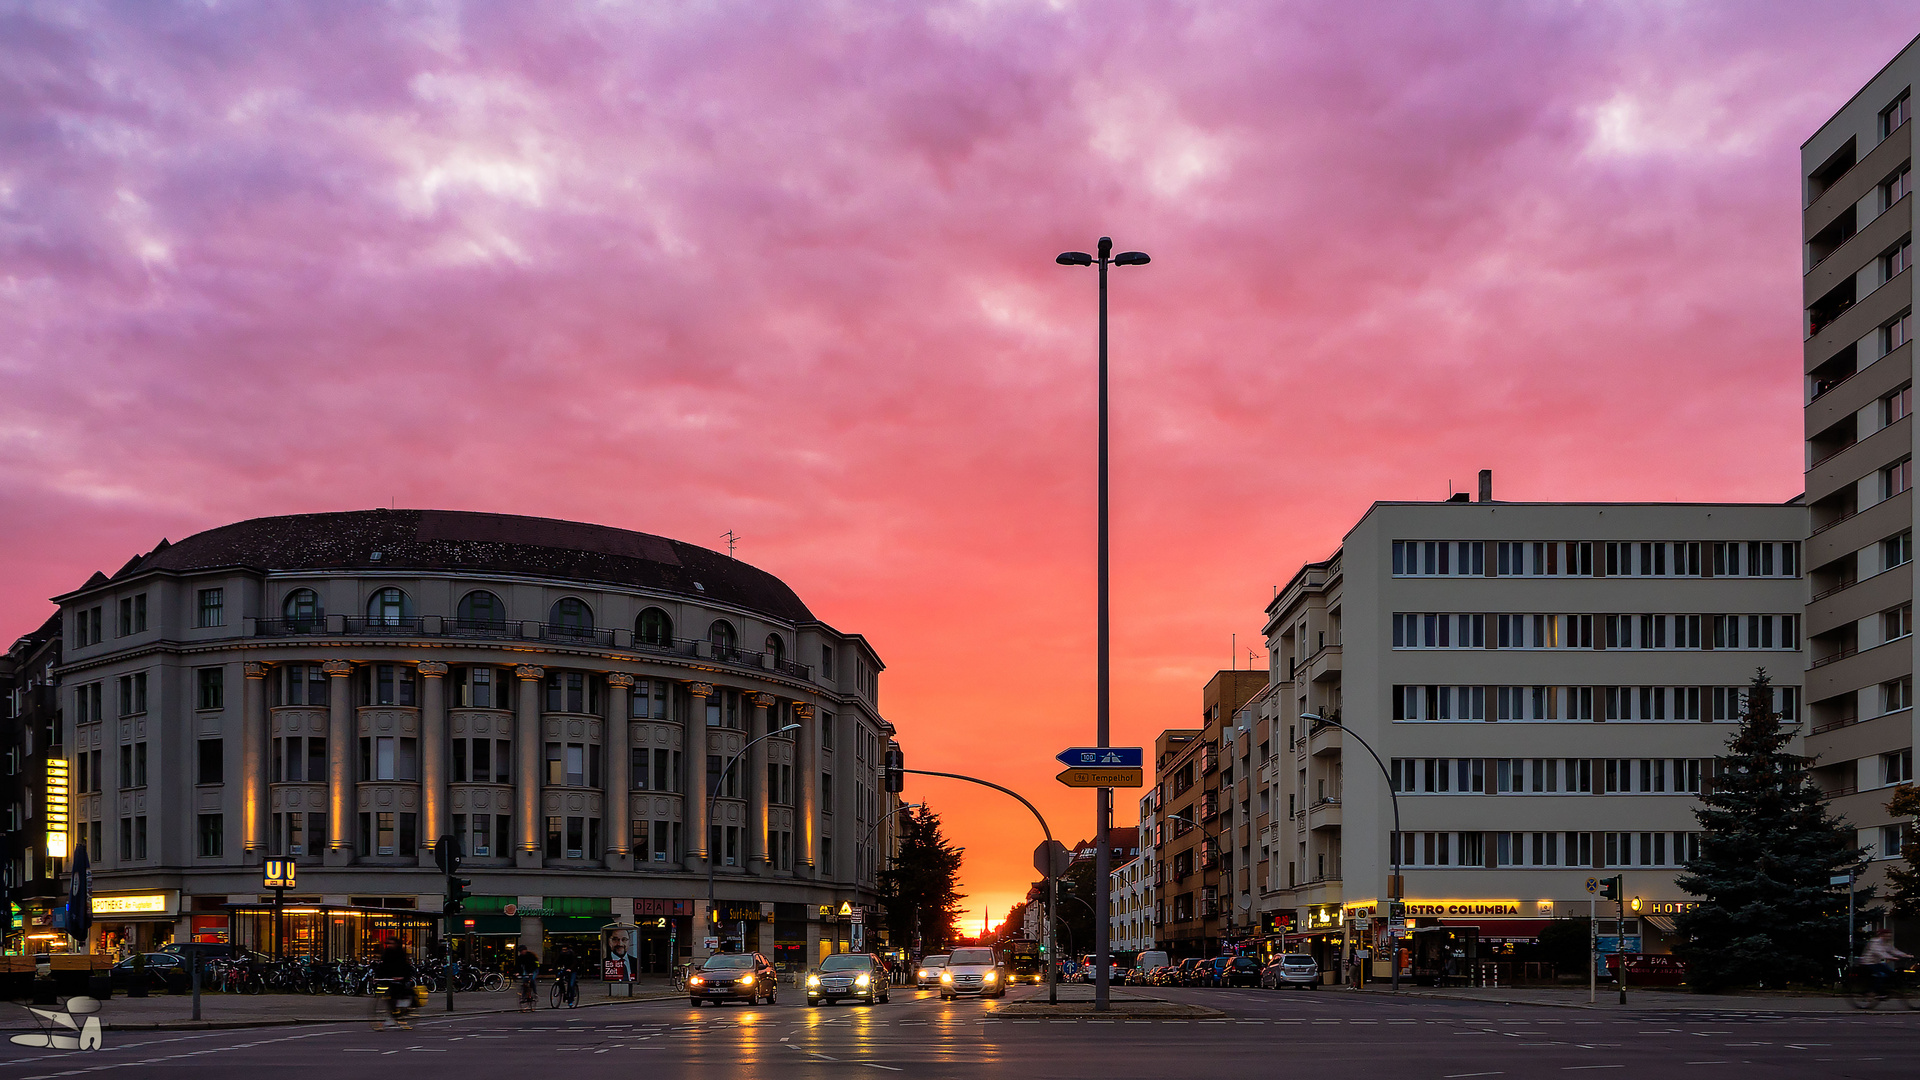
1477 469 1493 503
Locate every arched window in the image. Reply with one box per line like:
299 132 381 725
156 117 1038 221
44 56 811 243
708 620 737 656
764 634 785 664
367 587 412 625
550 597 594 633
283 588 323 628
457 590 506 628
636 608 673 647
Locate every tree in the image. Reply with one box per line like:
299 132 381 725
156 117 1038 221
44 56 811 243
1886 784 1920 919
1536 916 1591 976
877 805 967 954
1674 669 1872 990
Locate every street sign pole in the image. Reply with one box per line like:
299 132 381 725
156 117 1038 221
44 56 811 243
1615 876 1627 1006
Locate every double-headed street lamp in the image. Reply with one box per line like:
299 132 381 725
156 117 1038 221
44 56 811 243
706 722 803 952
1056 236 1150 1012
1299 712 1403 992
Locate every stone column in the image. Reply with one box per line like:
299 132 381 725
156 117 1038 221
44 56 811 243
748 694 774 875
242 662 269 863
323 660 354 867
605 673 634 871
418 661 448 858
514 665 545 869
794 704 817 876
684 682 713 871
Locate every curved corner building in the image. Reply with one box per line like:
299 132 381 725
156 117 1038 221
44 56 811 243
52 509 896 969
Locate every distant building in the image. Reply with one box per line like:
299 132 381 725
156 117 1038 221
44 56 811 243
0 614 63 950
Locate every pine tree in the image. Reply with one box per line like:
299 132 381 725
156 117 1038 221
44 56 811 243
1885 784 1920 919
1674 669 1872 990
877 805 967 954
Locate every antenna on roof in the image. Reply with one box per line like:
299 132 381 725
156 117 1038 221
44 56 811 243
721 530 740 558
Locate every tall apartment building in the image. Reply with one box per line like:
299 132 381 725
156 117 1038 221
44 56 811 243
1260 489 1807 979
0 614 64 949
1802 37 1920 922
1151 671 1266 957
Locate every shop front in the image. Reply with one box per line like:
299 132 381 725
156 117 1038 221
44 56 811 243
772 902 807 972
711 900 768 953
227 904 437 961
536 897 613 969
90 891 179 956
633 898 693 973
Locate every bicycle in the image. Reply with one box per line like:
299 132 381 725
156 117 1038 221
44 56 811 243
549 967 580 1009
518 971 539 1012
1843 962 1916 1010
370 978 419 1030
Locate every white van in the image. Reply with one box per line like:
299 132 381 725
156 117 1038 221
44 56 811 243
1135 950 1169 977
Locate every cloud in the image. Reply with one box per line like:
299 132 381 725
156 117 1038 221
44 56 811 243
1 0 1911 917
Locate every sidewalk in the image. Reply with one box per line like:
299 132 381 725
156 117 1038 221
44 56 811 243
0 981 686 1032
997 982 1224 1018
1355 983 1904 1014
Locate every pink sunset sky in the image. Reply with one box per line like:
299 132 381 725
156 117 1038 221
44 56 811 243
4 1 1918 929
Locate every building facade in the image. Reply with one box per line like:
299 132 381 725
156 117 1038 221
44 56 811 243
1802 37 1920 925
1109 850 1152 954
1261 491 1808 978
0 614 64 951
1151 671 1266 958
45 509 899 968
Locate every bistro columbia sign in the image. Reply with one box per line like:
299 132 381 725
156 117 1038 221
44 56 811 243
1403 901 1522 917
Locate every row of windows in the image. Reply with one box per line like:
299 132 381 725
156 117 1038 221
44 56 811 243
1389 757 1707 795
1390 830 1700 868
1393 685 1798 722
1391 612 1799 650
1391 541 1799 578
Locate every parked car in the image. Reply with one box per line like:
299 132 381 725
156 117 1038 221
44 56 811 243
1173 958 1207 986
110 952 192 994
808 952 890 1006
688 951 778 1006
1217 955 1262 987
1135 949 1169 975
916 954 950 988
1261 953 1320 990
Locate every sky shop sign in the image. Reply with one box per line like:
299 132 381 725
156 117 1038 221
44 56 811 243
1403 900 1521 917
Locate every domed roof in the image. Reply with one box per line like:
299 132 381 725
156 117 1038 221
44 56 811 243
108 509 815 624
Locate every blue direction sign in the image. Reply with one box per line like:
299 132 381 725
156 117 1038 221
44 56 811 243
1056 746 1143 769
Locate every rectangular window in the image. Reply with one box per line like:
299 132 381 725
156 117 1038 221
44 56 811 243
1392 541 1485 576
470 813 490 856
1886 531 1914 570
1886 604 1914 643
1883 677 1914 714
197 588 224 627
119 818 132 862
198 814 223 858
399 812 417 856
566 816 584 858
566 744 585 786
495 814 511 858
547 743 565 786
197 667 225 710
1885 748 1915 785
197 739 223 785
1882 90 1911 139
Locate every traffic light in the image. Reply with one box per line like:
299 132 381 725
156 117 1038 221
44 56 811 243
437 835 471 915
1598 875 1622 901
884 742 904 794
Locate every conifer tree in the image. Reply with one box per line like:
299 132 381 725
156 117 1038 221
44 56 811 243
877 805 967 954
1674 669 1871 990
1885 784 1920 919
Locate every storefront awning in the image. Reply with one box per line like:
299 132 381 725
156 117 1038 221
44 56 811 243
1438 919 1550 942
1642 915 1677 934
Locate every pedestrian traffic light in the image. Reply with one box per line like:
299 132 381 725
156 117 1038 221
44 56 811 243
884 742 904 794
445 873 471 915
1598 875 1622 901
437 834 470 915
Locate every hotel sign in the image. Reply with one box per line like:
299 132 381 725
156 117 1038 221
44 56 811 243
44 759 68 859
1641 901 1698 915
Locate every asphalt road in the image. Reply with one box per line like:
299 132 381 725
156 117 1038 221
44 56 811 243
0 984 1913 1079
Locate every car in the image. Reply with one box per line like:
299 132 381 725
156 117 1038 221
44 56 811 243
1174 957 1207 986
808 952 890 1006
688 951 778 1007
1261 953 1320 990
110 952 192 994
1217 955 1262 987
916 954 950 988
1135 949 1169 975
939 946 1005 999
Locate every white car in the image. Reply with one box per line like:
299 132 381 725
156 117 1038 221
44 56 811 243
939 946 1005 999
916 955 949 988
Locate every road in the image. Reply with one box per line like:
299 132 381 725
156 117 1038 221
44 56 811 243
0 984 1912 1079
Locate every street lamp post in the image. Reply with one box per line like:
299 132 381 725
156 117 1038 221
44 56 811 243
706 723 802 953
859 801 925 963
1057 237 1150 1012
1298 713 1403 992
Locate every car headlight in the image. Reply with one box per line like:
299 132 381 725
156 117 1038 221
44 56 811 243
807 974 820 987
984 971 997 982
740 974 754 986
918 969 931 978
690 976 704 986
940 971 953 982
855 974 870 986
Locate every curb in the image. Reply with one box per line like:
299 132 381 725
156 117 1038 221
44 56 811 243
1350 988 1872 1015
6 989 687 1032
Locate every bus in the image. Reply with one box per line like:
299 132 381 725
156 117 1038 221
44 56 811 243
1004 939 1044 984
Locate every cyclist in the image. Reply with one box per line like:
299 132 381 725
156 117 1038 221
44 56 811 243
1860 929 1912 998
556 946 580 1007
373 939 416 1030
516 947 540 1012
